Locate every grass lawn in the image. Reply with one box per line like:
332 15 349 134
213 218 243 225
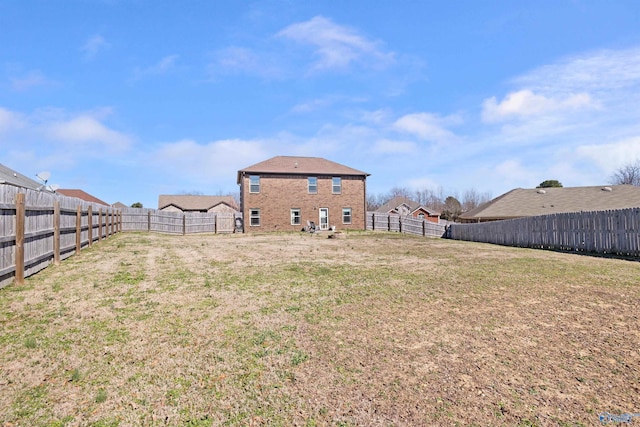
1 231 639 426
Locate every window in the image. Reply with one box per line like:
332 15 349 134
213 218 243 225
249 209 260 226
342 208 352 224
332 177 342 194
249 175 260 193
418 213 425 219
308 177 317 194
290 208 301 225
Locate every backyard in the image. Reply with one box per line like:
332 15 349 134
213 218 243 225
0 231 639 426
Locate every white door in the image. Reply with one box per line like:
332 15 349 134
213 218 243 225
319 208 329 230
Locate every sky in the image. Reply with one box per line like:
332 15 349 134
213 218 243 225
2 0 640 208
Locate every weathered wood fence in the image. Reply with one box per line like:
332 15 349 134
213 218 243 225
449 208 640 257
120 208 239 235
366 212 448 238
0 183 244 288
0 184 121 289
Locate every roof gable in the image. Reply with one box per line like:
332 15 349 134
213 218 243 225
57 189 109 206
237 156 369 183
375 196 440 215
158 195 239 211
460 185 640 220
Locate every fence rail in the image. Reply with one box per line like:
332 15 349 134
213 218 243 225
0 184 243 288
449 208 640 257
366 212 448 238
1 184 121 288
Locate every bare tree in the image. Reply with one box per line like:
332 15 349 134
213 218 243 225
610 160 640 186
461 188 492 212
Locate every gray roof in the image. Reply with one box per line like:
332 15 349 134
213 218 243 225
0 163 43 190
237 156 369 183
158 195 238 211
375 196 440 215
460 185 640 221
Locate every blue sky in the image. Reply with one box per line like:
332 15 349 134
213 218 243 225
2 1 640 207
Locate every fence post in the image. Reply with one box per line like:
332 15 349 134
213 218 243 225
148 211 151 232
422 220 426 237
214 213 218 234
182 214 186 236
388 214 391 231
399 217 402 233
76 205 82 254
98 208 103 241
54 201 60 265
15 193 25 285
87 205 93 247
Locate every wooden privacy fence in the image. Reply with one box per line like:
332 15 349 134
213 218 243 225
449 208 640 257
366 212 448 238
0 184 120 289
120 208 240 234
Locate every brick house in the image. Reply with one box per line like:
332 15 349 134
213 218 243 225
237 156 370 232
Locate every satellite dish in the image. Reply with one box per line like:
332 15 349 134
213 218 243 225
36 171 51 183
35 171 58 192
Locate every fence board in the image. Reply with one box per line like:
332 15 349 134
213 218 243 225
450 208 640 257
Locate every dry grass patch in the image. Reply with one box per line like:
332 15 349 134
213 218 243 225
1 231 638 426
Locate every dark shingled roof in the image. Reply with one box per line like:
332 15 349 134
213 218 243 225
237 156 369 183
375 196 440 215
459 185 640 221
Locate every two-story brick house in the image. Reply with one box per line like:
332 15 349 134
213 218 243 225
237 156 370 232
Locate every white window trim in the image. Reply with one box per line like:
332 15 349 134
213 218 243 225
342 207 352 224
249 175 260 193
291 208 301 225
308 176 317 194
332 177 342 194
249 209 260 226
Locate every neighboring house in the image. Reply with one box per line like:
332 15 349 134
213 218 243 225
158 195 239 214
237 156 370 232
112 202 129 209
57 189 109 206
459 185 640 223
0 163 45 190
375 196 441 223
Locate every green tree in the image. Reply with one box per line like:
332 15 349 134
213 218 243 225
441 196 462 221
131 202 143 208
537 180 563 188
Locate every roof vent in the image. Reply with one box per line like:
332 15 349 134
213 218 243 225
537 189 546 194
294 162 298 168
602 186 612 192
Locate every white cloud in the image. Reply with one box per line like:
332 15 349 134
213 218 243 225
393 112 461 144
0 107 25 133
46 115 132 151
152 139 269 183
132 55 179 80
576 137 640 172
482 89 595 123
207 46 282 80
10 70 51 91
81 35 109 60
372 138 417 154
277 16 395 71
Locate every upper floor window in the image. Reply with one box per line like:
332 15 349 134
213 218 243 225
332 177 342 194
308 177 317 194
418 213 425 219
249 175 260 193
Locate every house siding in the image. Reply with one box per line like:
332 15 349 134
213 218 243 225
240 173 366 231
